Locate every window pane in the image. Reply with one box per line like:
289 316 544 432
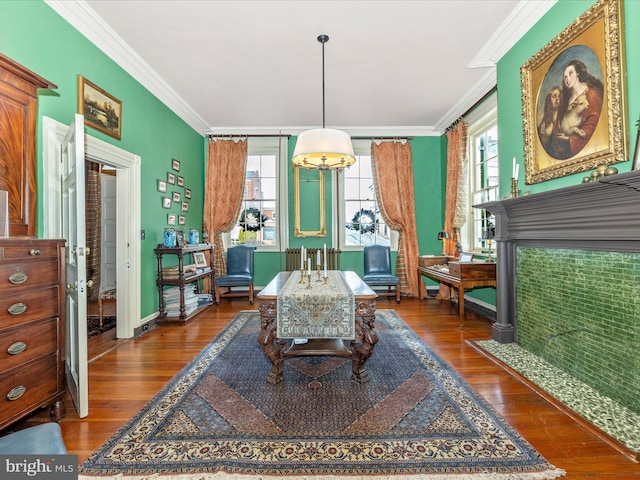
233 145 280 248
342 153 391 247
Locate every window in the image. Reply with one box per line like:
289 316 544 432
338 140 397 250
227 137 287 250
463 92 498 255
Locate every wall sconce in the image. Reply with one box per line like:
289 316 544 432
437 230 449 256
482 228 495 262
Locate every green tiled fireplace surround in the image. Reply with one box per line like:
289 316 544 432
478 171 640 419
516 247 640 414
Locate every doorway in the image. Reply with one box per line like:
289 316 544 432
42 116 141 339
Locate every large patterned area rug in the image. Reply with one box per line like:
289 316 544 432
79 310 565 480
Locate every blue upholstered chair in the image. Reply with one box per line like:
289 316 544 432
0 423 67 454
214 245 254 304
362 245 400 303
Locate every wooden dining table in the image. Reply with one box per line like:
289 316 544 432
256 270 378 385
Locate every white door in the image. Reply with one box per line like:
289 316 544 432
62 114 89 418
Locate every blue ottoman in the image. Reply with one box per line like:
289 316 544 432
0 423 67 454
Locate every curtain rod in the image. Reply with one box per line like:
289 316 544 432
206 134 291 139
446 86 497 132
351 136 413 141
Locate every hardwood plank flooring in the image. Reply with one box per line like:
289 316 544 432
14 296 640 478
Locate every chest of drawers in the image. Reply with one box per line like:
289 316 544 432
0 238 66 429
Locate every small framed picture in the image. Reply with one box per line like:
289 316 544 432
162 197 171 209
175 229 185 247
167 172 176 185
181 201 189 212
177 176 184 187
173 191 181 202
185 188 191 199
157 180 167 192
172 158 181 172
459 252 474 262
167 214 177 225
178 215 186 225
193 251 208 268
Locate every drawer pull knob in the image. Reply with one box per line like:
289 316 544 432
7 386 26 401
8 303 27 315
8 272 28 284
7 342 26 355
29 249 41 256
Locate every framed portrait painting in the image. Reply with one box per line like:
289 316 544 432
78 75 122 140
521 0 627 184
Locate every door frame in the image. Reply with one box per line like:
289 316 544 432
43 116 141 339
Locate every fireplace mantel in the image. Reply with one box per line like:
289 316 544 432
477 169 640 343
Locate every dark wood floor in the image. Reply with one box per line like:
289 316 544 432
18 296 640 478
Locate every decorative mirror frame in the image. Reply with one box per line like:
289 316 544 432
294 166 326 237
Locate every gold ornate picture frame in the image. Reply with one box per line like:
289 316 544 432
521 0 627 184
293 166 326 237
78 75 122 140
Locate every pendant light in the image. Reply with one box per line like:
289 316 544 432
292 34 355 171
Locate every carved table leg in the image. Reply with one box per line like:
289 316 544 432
350 300 378 383
258 301 285 384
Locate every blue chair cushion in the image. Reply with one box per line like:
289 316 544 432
0 423 67 454
215 274 253 287
363 273 399 286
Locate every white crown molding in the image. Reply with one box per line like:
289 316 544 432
45 0 211 135
434 68 497 133
468 0 557 68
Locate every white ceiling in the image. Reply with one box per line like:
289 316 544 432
47 0 556 137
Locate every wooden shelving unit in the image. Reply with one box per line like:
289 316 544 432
154 244 214 323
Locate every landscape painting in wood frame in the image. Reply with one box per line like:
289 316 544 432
78 75 122 140
520 0 627 184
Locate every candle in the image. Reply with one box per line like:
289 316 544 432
515 163 519 179
307 258 311 275
512 157 516 178
301 245 305 264
323 243 327 267
324 262 327 278
317 250 320 266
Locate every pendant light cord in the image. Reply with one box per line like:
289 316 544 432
318 34 329 129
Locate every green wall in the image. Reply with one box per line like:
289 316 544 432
0 1 205 318
497 0 640 195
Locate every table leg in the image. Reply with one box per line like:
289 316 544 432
350 300 378 384
257 302 285 384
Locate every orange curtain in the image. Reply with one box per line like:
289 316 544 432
438 120 469 300
203 139 248 276
371 141 420 298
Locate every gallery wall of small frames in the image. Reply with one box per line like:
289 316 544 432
157 158 191 229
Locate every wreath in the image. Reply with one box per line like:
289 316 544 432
350 208 378 234
239 207 269 232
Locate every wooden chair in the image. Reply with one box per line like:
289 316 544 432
285 247 341 271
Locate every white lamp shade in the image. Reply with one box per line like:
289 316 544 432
292 128 356 171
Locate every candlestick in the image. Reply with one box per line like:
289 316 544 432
323 243 327 268
511 177 519 198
